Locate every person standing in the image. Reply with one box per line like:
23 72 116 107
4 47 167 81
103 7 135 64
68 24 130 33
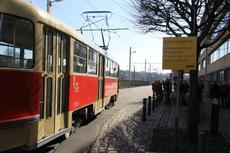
164 78 172 105
209 81 221 105
198 80 204 103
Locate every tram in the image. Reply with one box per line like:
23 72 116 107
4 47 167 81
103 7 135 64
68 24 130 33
0 0 119 151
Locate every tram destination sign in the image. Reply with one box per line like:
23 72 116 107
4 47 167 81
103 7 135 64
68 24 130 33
162 37 197 70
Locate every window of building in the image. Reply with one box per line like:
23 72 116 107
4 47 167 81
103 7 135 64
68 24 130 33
228 40 230 54
88 49 97 75
210 39 230 64
200 49 205 55
74 42 87 73
0 13 34 68
202 59 206 69
198 63 201 71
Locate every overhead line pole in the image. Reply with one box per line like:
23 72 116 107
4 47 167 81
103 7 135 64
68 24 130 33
145 59 147 81
129 47 132 87
47 0 51 13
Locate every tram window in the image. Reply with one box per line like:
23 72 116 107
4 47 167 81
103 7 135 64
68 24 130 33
42 30 46 71
47 31 53 73
74 56 87 73
74 42 87 58
105 58 110 76
111 62 114 77
106 59 112 76
57 78 61 114
0 13 34 68
113 63 118 78
74 42 87 73
63 37 67 73
110 62 116 77
58 34 62 73
46 78 52 118
88 49 97 75
62 77 67 113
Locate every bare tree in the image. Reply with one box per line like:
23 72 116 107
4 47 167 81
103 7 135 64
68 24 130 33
131 0 230 140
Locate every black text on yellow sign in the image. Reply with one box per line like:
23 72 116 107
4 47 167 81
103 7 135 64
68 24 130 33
162 37 197 71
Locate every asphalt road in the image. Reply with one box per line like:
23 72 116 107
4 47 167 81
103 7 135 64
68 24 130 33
8 86 152 153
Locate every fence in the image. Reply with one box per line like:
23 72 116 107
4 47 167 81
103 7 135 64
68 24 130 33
119 80 150 89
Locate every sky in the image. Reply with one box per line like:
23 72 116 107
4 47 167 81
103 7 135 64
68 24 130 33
28 0 167 73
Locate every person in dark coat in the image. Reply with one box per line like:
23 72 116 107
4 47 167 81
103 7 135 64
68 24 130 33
180 80 189 105
164 78 172 105
198 80 204 103
220 82 228 107
209 81 221 105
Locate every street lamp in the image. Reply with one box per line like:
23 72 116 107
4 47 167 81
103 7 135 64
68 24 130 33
129 47 136 86
154 68 159 80
47 0 63 13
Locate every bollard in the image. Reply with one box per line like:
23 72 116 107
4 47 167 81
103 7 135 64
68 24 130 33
199 131 206 153
142 98 147 121
152 96 155 111
148 96 152 116
210 99 219 135
173 116 179 153
156 97 159 108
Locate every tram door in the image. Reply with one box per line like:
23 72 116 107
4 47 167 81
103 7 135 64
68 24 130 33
40 29 68 138
55 33 68 132
97 55 105 109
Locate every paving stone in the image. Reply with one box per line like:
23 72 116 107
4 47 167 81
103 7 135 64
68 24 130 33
89 99 180 153
137 148 145 153
107 151 119 153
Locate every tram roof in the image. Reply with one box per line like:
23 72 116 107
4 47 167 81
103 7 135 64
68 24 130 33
0 0 117 60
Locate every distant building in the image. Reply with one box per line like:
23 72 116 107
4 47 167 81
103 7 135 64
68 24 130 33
198 36 230 87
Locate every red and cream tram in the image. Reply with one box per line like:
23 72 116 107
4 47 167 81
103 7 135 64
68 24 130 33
0 0 119 151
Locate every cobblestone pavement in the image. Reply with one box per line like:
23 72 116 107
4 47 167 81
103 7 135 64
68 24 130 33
89 98 187 153
200 92 230 142
89 100 159 153
89 90 230 153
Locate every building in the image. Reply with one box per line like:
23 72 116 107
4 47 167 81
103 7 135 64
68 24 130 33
198 36 230 88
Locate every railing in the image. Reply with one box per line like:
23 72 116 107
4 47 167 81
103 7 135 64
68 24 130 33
119 80 150 89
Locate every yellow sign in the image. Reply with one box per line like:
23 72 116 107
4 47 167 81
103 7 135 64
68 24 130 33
162 37 197 70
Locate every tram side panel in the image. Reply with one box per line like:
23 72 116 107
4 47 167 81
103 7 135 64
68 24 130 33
68 74 98 112
0 71 41 122
0 71 41 151
104 77 119 105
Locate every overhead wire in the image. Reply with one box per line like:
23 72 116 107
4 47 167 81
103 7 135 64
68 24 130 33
86 0 98 11
110 0 130 15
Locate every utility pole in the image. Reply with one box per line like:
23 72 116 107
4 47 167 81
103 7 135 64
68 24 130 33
47 0 51 13
47 0 63 13
144 59 147 81
149 63 152 81
133 65 136 81
129 47 132 86
129 47 136 86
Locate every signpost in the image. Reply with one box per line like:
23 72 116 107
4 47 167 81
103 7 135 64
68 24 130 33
162 37 197 71
162 36 197 153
